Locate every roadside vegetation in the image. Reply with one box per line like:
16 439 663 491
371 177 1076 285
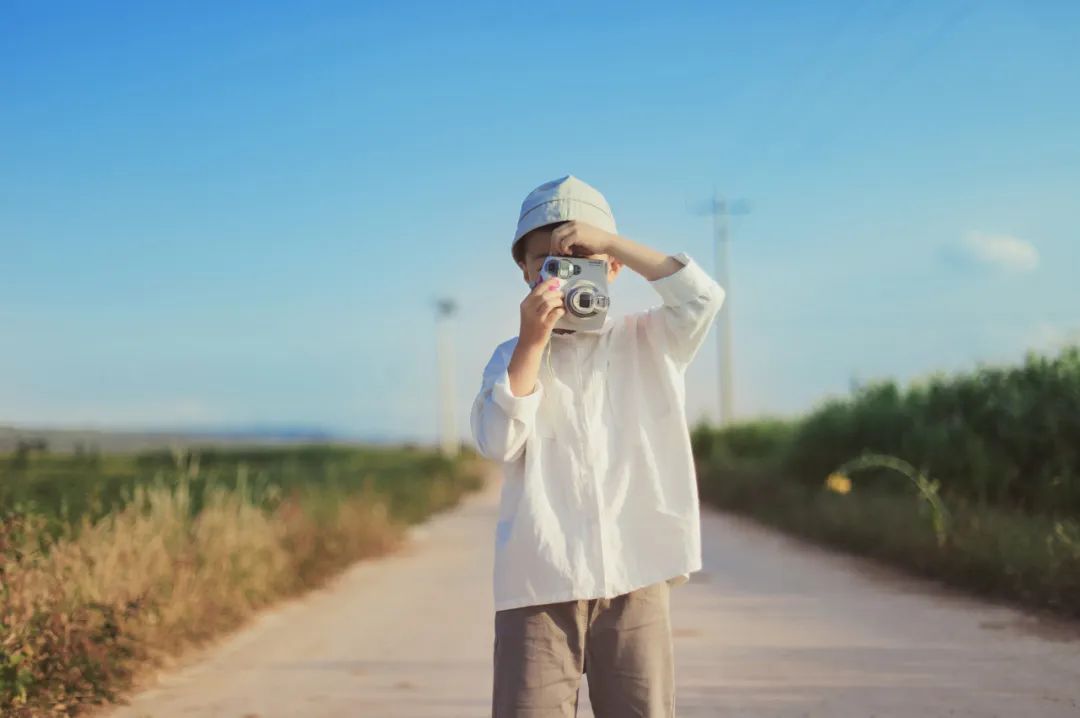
692 345 1080 618
0 443 485 717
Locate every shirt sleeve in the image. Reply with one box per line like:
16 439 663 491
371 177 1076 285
470 342 544 463
639 251 726 371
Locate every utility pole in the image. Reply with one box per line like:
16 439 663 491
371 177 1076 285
435 297 458 457
706 188 750 427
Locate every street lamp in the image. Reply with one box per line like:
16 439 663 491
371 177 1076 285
689 189 751 427
434 297 458 456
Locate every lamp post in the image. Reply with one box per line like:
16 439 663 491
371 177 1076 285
434 297 458 457
690 189 751 427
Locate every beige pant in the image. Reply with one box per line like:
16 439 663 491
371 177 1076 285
492 580 674 717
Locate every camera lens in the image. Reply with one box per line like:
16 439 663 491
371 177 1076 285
566 286 599 317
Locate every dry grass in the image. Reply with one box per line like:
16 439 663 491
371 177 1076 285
1 450 483 716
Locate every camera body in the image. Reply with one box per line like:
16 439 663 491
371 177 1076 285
535 255 611 332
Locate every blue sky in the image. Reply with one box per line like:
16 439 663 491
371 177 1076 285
2 1 1078 442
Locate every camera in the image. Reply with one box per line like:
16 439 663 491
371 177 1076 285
536 255 611 332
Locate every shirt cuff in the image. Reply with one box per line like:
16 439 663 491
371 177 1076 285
648 252 718 306
491 366 544 421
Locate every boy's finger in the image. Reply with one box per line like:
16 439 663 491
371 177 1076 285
544 306 566 325
540 292 563 312
531 278 558 297
531 287 559 306
536 290 561 312
527 288 561 312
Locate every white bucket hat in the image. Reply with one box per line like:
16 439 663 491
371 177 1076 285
511 174 617 263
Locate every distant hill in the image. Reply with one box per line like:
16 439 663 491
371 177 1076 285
0 424 414 454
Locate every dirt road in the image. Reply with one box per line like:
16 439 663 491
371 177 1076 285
97 467 1080 717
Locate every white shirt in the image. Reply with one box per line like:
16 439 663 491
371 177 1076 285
470 251 726 612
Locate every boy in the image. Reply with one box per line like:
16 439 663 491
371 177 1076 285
471 174 725 717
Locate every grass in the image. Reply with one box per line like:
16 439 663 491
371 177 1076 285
0 444 486 717
687 343 1080 620
694 454 1080 620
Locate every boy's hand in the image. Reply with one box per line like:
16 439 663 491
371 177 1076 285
519 278 565 348
550 220 618 257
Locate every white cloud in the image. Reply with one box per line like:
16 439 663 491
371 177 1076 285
962 231 1039 272
1025 322 1080 354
